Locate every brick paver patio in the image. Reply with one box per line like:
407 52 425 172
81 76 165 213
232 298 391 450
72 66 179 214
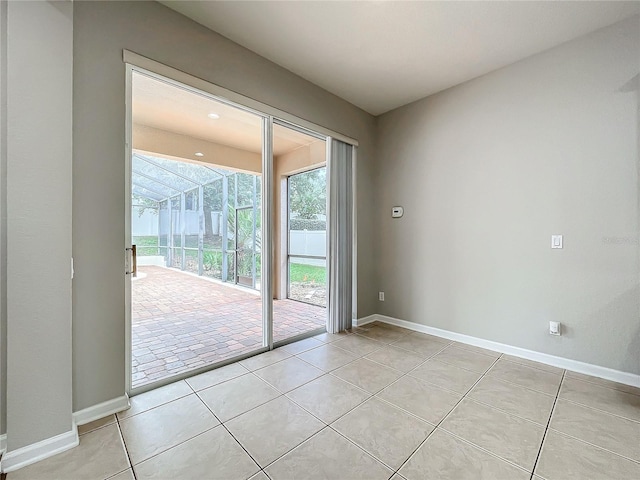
132 265 326 388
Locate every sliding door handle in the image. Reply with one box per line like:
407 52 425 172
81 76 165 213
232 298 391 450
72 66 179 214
125 246 137 277
132 245 137 277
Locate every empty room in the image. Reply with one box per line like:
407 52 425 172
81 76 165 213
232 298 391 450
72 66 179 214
0 1 638 479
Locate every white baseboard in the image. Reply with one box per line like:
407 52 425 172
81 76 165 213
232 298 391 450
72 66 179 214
73 394 130 426
353 314 377 327
360 314 640 388
1 428 78 473
1 394 130 472
0 434 6 455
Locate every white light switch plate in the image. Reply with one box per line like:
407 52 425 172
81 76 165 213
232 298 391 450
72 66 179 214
551 235 563 249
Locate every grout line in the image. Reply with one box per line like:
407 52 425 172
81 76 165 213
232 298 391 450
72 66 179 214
465 359 564 398
214 337 409 473
325 422 405 473
529 370 566 479
434 428 532 475
193 389 265 477
555 397 640 424
459 396 549 427
119 416 220 471
393 353 503 475
191 356 394 475
564 374 640 396
104 467 135 480
562 373 640 397
285 375 375 427
545 428 640 466
114 415 137 479
498 357 564 377
115 326 638 480
477 373 557 398
118 387 193 421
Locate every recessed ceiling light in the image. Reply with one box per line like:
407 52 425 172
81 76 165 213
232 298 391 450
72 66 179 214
195 152 204 157
207 113 220 119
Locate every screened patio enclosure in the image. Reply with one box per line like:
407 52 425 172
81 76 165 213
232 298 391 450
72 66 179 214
132 152 261 289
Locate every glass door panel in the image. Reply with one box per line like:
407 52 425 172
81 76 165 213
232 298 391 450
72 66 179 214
272 122 327 343
129 70 265 391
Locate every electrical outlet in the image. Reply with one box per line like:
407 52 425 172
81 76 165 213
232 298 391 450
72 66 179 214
379 292 385 301
549 321 561 336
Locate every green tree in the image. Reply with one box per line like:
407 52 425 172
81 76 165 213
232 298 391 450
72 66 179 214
289 167 326 219
132 194 159 218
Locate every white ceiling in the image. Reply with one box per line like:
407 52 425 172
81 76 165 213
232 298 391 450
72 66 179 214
161 1 639 115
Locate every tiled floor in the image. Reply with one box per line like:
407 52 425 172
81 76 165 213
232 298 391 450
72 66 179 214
132 266 325 387
10 322 640 480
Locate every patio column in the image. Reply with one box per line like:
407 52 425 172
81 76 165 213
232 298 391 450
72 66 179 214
180 191 186 270
198 185 204 276
252 175 257 288
221 174 229 282
168 197 173 266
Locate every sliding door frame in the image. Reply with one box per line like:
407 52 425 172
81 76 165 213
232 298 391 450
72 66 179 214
124 53 357 396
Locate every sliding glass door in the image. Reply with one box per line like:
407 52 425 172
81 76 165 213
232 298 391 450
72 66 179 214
128 71 266 391
125 67 352 393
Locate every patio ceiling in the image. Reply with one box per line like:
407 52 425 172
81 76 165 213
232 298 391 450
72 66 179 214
133 72 318 157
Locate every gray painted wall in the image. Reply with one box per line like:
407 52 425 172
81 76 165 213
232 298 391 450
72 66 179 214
73 1 376 411
376 16 640 374
5 1 74 449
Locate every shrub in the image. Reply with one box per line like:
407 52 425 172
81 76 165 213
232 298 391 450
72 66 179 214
290 218 326 231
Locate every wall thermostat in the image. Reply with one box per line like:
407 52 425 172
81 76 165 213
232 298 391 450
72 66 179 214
392 206 404 218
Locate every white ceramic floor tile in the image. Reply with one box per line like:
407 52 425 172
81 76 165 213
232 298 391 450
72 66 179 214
564 371 640 396
185 362 249 391
248 472 270 480
134 425 260 480
355 325 411 343
399 429 529 480
390 334 450 358
78 414 116 435
501 355 564 375
441 399 545 471
332 335 384 357
364 345 426 373
332 397 434 469
254 356 324 392
535 430 640 480
549 399 640 461
451 342 501 359
266 427 393 480
559 377 640 421
296 344 359 371
313 331 350 344
432 345 497 373
468 375 555 425
487 360 562 395
286 374 370 423
198 373 281 422
239 349 291 371
280 337 324 354
118 380 192 419
107 469 135 480
226 396 324 467
377 375 462 424
8 424 130 480
409 359 483 394
119 394 219 465
332 358 403 394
